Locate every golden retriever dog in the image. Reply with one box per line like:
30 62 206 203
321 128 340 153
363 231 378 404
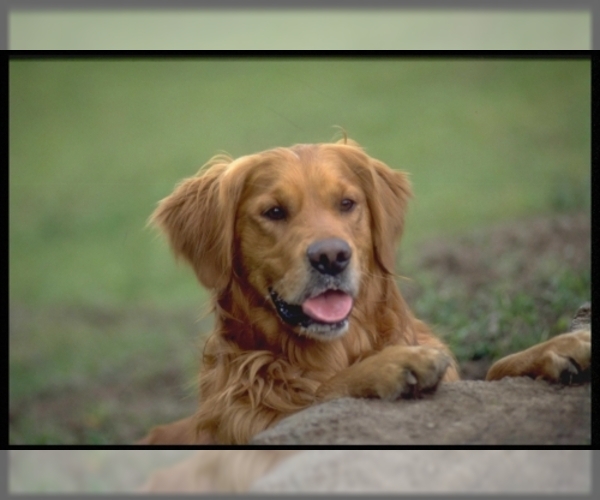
138 138 590 448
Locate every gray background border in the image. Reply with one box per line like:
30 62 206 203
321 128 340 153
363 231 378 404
4 0 597 7
5 0 597 50
3 451 597 498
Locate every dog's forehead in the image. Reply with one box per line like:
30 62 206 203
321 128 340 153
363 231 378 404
242 144 361 190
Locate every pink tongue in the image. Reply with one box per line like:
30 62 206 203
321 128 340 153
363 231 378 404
302 290 353 324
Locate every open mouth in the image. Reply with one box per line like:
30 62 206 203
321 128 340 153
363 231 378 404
269 288 354 332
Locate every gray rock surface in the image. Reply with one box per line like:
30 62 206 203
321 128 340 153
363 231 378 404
250 378 590 445
250 450 591 493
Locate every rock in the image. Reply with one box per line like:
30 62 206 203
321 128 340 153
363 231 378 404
250 378 590 445
250 450 591 493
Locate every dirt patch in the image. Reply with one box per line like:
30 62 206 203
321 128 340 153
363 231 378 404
414 212 589 295
251 379 591 445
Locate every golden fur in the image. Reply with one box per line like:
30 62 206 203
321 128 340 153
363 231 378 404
138 139 589 446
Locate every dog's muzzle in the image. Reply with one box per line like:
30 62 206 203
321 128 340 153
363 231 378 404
268 238 357 337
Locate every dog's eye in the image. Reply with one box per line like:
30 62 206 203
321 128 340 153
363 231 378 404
263 206 287 221
340 199 356 212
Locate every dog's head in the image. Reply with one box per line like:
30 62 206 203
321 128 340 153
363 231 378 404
151 140 411 341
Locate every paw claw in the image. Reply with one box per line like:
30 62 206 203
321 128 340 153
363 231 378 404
405 370 418 386
566 358 580 374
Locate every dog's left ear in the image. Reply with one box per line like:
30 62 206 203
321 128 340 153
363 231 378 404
150 155 249 291
367 158 412 275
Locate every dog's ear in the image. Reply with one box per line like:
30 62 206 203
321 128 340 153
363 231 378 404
150 155 244 291
368 159 412 274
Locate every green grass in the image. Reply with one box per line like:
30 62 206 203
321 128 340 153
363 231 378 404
9 58 590 444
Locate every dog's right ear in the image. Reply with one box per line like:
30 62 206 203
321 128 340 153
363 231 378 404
150 156 236 291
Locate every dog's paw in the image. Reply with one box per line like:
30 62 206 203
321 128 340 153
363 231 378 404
316 345 453 402
537 330 591 384
486 329 591 384
359 345 452 400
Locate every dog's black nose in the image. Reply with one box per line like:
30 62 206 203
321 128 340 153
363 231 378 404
307 238 352 276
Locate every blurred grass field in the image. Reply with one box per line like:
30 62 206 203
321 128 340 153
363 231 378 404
9 58 590 444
